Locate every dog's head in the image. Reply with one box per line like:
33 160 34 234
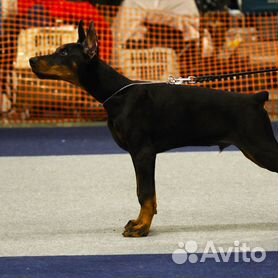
29 20 98 86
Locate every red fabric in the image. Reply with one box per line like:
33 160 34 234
18 0 112 61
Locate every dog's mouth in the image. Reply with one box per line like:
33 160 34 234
29 58 78 85
30 67 60 80
32 70 49 79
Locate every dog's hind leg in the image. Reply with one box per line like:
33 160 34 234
239 143 278 173
236 109 278 173
123 147 157 237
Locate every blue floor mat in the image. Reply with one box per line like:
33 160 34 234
0 252 277 278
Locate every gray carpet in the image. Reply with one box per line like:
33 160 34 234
0 152 277 256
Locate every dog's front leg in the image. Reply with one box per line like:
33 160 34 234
123 148 157 237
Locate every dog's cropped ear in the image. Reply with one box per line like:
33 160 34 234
85 21 98 58
78 20 86 44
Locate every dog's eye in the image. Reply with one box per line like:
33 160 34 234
59 49 68 56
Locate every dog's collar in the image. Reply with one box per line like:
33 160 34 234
103 82 156 105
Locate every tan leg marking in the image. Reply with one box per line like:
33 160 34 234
123 197 157 237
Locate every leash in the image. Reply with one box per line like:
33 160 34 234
103 67 278 104
168 67 278 84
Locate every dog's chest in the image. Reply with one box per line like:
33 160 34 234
108 121 128 151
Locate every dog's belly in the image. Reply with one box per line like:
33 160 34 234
152 132 227 153
151 115 232 153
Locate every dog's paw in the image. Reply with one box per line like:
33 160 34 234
123 222 150 237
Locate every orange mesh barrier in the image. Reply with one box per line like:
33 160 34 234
0 3 277 125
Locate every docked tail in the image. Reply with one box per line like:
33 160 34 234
253 91 269 104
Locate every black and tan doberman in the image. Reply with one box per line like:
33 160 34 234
29 21 278 237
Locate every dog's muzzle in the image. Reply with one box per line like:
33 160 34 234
29 57 38 69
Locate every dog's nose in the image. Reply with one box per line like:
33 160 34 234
29 57 38 68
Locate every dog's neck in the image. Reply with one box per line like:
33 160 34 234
78 58 131 104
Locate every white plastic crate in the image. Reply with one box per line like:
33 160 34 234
15 25 78 69
119 47 180 81
237 41 278 67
